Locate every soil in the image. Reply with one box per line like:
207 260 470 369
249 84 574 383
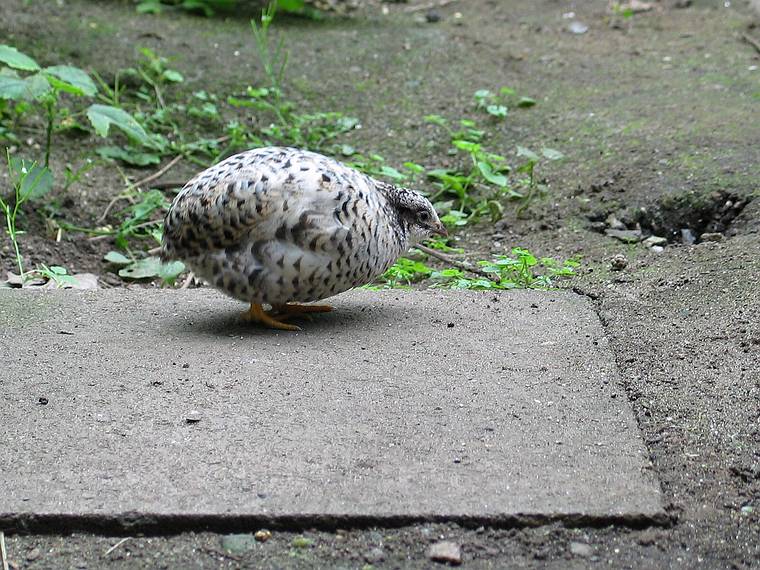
1 0 759 568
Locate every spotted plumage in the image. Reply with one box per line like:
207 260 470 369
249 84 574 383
162 147 445 325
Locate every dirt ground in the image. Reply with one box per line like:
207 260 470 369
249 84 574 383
1 0 759 568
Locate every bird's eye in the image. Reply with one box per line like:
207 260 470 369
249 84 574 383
418 210 430 222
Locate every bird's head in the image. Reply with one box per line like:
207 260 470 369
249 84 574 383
382 183 448 242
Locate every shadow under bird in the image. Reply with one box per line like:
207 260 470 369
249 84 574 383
161 146 447 330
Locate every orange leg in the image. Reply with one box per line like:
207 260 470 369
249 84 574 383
241 303 301 331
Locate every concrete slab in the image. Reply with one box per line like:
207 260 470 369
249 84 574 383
0 289 664 531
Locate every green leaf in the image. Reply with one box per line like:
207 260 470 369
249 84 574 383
96 145 161 166
158 260 185 284
517 96 536 108
104 251 132 265
277 0 305 11
424 114 448 127
86 104 154 148
378 165 406 181
0 71 30 100
43 66 97 97
9 158 53 200
403 162 425 174
118 257 162 280
452 140 479 153
136 1 163 14
541 147 564 160
25 73 53 99
486 104 508 118
0 70 51 100
162 69 184 83
516 146 539 162
0 45 40 71
477 161 508 187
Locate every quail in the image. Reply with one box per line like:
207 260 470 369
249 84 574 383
161 147 446 330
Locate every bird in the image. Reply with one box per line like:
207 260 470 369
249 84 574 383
161 146 447 331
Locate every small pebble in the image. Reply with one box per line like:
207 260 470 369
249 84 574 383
428 541 462 565
38 397 49 405
610 254 628 271
681 228 697 245
426 10 441 23
568 21 589 34
254 529 272 542
185 410 202 423
699 232 723 242
569 541 592 557
26 548 41 561
642 235 667 248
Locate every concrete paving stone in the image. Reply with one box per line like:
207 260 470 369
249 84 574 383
0 289 664 531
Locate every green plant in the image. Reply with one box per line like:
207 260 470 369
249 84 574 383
104 251 185 285
424 110 563 222
35 264 80 287
0 152 53 279
250 2 289 124
136 0 238 16
135 0 309 17
367 257 433 289
0 45 157 174
371 248 578 290
473 87 536 119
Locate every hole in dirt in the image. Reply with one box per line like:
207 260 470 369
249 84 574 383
587 190 754 244
635 191 752 243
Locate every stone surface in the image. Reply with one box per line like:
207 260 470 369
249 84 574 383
0 289 664 530
569 541 593 557
699 232 724 243
643 236 668 248
428 541 462 565
605 229 643 243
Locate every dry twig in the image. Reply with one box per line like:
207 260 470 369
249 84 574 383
132 154 183 189
180 271 195 289
415 243 496 280
0 532 9 570
104 537 131 557
96 155 183 224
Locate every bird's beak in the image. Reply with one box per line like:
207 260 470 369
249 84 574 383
432 222 448 237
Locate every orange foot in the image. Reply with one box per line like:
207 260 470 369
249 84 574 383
241 303 301 331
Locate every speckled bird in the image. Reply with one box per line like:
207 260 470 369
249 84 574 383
161 147 446 330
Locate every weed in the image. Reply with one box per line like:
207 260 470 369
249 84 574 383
35 264 80 287
473 87 536 120
104 251 185 284
0 152 53 279
371 248 578 290
424 110 563 222
366 257 433 289
135 0 309 17
0 44 157 175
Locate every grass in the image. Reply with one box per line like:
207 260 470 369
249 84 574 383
0 2 578 291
